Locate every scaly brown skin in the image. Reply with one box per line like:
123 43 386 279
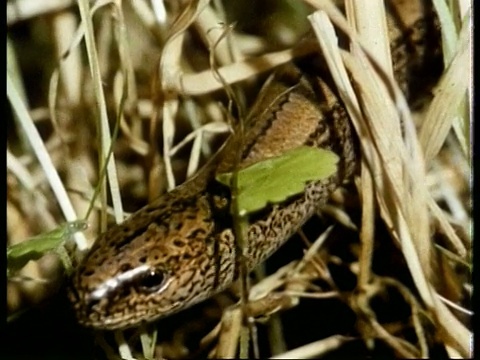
68 0 442 330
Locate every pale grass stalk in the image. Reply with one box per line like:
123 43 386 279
432 162 469 223
111 1 141 131
183 98 221 159
250 319 261 358
160 0 210 189
7 0 73 25
346 0 391 290
368 319 418 357
437 293 473 316
47 11 87 124
239 325 250 358
345 0 392 76
307 10 362 131
131 0 160 29
7 150 36 191
428 197 467 258
249 262 296 301
402 84 432 284
47 69 62 145
114 330 134 360
321 203 358 230
446 346 463 359
8 37 33 151
435 0 471 158
50 11 96 235
77 0 124 226
419 15 470 162
187 130 204 178
184 10 236 177
7 74 88 250
316 0 410 282
458 0 471 18
216 308 242 358
281 291 338 299
139 325 157 360
200 321 221 350
95 333 124 360
114 72 150 156
357 160 375 286
52 12 82 104
433 0 460 63
307 3 471 356
308 7 398 231
128 0 168 45
270 335 353 359
113 2 142 146
232 33 272 55
90 0 114 13
195 4 241 64
179 44 315 96
7 38 28 105
293 225 334 274
169 122 230 156
267 314 287 356
342 44 471 360
151 0 167 24
91 3 114 75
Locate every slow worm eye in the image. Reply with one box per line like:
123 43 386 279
138 269 167 292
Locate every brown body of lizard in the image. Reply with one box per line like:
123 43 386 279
68 0 442 330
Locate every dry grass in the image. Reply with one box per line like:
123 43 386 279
7 0 471 359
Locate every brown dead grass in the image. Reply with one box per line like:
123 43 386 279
7 0 471 359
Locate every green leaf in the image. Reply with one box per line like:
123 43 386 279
7 220 87 277
216 146 339 216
